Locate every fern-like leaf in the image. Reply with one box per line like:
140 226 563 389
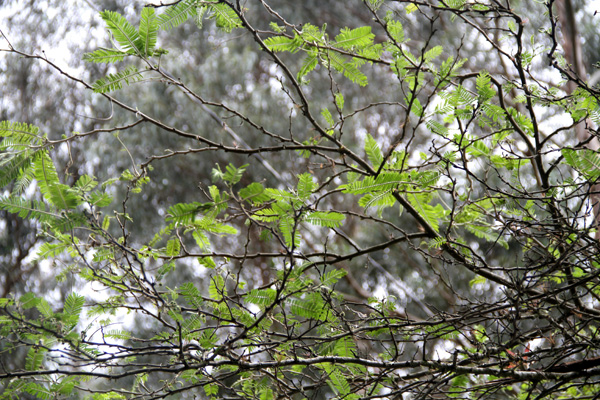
264 35 301 53
297 52 318 80
180 282 204 308
321 269 347 287
209 3 242 33
408 193 447 233
166 202 213 225
25 347 47 371
0 150 39 192
239 182 269 204
279 217 300 248
193 216 238 235
358 190 396 213
35 240 72 261
423 45 443 62
34 152 80 209
63 292 85 327
476 71 496 102
387 20 406 43
91 66 143 93
297 173 315 201
83 48 128 63
562 148 600 181
0 196 59 223
246 288 277 307
100 10 142 54
365 134 383 168
289 293 326 320
24 383 52 400
466 224 509 249
0 121 44 148
334 26 374 49
158 0 198 30
209 275 226 300
341 172 406 194
139 7 159 56
328 52 368 86
305 211 345 228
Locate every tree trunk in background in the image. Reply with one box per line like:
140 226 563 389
556 0 600 238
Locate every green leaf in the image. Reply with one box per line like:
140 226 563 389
321 269 347 287
89 191 113 207
53 377 78 396
91 66 143 93
466 224 508 249
0 196 59 224
469 275 487 287
387 20 405 43
562 148 600 181
326 365 351 395
279 217 300 248
408 193 447 233
37 298 53 318
406 3 419 13
25 347 47 371
34 152 80 209
289 293 326 320
239 182 269 204
358 190 396 215
193 230 210 249
335 93 345 110
180 282 204 308
328 52 368 86
100 10 143 54
476 71 496 101
305 211 345 228
194 216 238 235
105 330 131 340
198 256 216 269
210 3 242 32
204 383 219 396
365 134 383 168
209 275 226 300
297 173 316 201
83 48 128 63
20 293 40 309
334 26 374 49
158 0 198 30
166 238 181 256
264 35 301 53
64 293 85 320
341 172 405 194
298 52 318 80
166 202 213 225
139 7 159 56
246 288 277 307
24 383 52 400
423 45 443 62
220 163 247 185
321 108 335 127
466 139 490 157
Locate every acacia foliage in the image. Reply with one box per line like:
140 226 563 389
1 0 600 399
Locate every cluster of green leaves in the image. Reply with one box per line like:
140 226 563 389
0 293 84 398
0 123 112 232
3 1 600 399
246 172 345 248
265 23 379 86
84 2 242 93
